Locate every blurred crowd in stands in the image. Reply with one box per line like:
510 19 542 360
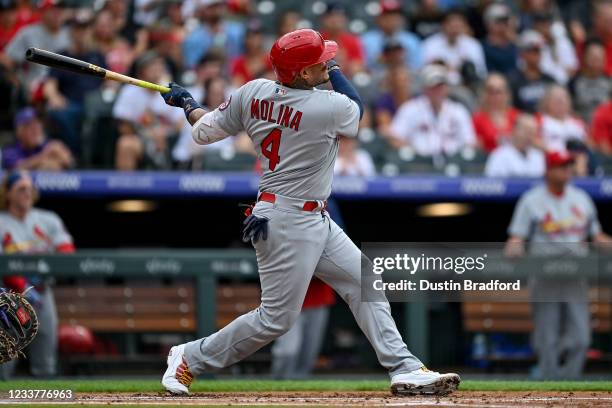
2 0 612 177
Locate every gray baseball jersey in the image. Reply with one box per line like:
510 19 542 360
0 208 73 254
508 184 601 244
193 79 360 200
182 79 423 381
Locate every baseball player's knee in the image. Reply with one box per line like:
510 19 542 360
258 306 300 337
568 332 591 350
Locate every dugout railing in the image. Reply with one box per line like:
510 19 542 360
1 251 611 370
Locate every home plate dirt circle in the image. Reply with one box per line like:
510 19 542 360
72 391 612 407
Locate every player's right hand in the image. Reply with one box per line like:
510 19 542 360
161 82 194 108
242 215 269 244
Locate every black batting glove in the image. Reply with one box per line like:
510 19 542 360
242 214 269 244
161 82 203 119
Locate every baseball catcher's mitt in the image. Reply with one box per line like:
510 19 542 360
0 289 39 363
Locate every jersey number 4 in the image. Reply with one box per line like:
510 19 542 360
261 128 282 171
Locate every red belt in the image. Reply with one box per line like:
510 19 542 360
258 192 327 212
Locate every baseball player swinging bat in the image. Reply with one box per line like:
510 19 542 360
25 48 170 93
158 28 461 397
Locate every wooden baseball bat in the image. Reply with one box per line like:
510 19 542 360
25 48 171 93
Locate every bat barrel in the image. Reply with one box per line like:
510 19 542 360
25 47 107 78
25 47 170 93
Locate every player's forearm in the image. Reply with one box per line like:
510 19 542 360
328 66 364 119
188 107 208 126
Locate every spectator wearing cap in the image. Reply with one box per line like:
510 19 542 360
1 107 72 170
361 0 422 73
375 66 411 140
43 10 106 156
389 64 476 155
590 92 612 156
320 2 365 77
569 40 612 123
182 0 244 69
4 0 70 85
472 73 520 152
230 20 273 87
531 11 577 85
485 114 545 178
422 9 487 85
410 0 445 40
112 52 183 170
538 85 587 153
507 30 556 113
482 3 519 75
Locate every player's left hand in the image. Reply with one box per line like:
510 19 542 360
161 82 194 108
242 215 269 244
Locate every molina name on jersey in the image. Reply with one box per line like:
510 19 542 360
250 98 303 131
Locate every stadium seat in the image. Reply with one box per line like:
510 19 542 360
358 129 391 166
383 148 438 174
592 151 612 175
446 147 488 176
201 148 257 171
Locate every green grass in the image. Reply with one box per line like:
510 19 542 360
0 379 611 393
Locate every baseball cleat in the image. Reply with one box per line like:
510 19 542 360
390 367 460 396
161 344 194 394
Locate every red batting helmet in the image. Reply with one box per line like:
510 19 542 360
270 29 338 85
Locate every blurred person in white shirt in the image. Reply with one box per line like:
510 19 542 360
485 114 545 178
538 85 586 152
389 64 476 156
531 11 578 85
422 9 487 85
334 136 376 177
112 52 184 170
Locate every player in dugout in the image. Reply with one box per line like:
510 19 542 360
506 151 612 379
0 170 75 379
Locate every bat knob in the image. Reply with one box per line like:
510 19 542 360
25 48 37 61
